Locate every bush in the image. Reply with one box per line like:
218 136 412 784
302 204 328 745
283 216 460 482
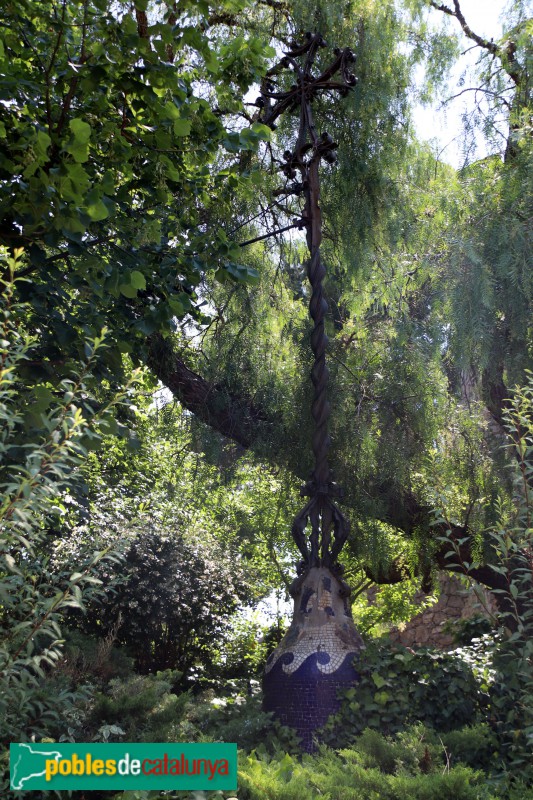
85 677 300 752
210 613 273 682
439 375 533 787
171 687 301 754
0 258 133 796
441 724 498 771
60 627 134 684
87 671 189 743
444 614 494 645
320 639 489 747
81 530 250 681
238 731 500 800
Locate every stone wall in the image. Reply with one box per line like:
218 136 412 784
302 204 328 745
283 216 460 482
387 573 497 649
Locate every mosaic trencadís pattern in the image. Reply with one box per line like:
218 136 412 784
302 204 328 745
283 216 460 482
263 566 364 750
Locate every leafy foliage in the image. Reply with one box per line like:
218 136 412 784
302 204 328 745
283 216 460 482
0 0 272 389
238 730 501 800
82 397 300 601
352 573 437 636
320 639 491 747
0 3 531 800
89 670 189 744
441 374 533 784
80 530 250 679
0 258 129 791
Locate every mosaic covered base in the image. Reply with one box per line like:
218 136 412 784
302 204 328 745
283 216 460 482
263 566 364 750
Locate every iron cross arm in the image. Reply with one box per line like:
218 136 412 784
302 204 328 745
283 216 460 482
257 33 357 135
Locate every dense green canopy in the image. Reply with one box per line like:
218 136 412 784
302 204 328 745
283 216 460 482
1 3 532 793
1 0 531 588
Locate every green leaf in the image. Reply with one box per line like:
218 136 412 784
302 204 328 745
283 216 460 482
120 284 138 299
65 118 92 162
372 672 387 689
239 127 258 149
130 271 146 290
168 294 190 316
35 130 52 160
163 101 182 120
61 162 91 201
86 198 109 221
251 122 272 141
101 170 115 194
69 119 91 143
222 132 241 153
173 118 192 137
223 262 260 285
32 385 55 412
4 553 22 575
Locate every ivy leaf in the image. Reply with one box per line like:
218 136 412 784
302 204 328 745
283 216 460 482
372 672 387 689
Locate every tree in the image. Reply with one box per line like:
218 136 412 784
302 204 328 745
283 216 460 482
150 0 532 598
1 0 531 598
427 0 531 162
0 0 272 389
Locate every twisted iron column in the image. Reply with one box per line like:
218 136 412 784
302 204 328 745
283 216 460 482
260 34 365 750
259 33 357 574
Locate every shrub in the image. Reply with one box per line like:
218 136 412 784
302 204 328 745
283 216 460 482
237 734 500 800
60 626 134 685
441 724 498 771
440 374 533 787
81 530 250 681
444 614 494 645
320 639 489 748
172 688 301 754
0 257 133 795
87 671 189 743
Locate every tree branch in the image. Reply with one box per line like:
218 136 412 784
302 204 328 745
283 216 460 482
239 221 304 248
428 0 523 88
428 0 498 56
146 334 269 449
442 86 511 109
363 518 507 589
135 8 149 39
144 333 522 596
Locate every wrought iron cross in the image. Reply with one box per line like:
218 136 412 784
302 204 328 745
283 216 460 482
257 33 357 575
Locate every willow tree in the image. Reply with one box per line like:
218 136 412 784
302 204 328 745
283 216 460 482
1 0 531 596
158 0 532 597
